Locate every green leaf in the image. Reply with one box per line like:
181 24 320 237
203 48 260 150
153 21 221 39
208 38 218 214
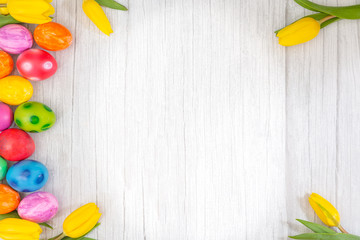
0 15 21 28
290 233 360 240
296 219 336 233
39 222 53 229
320 17 340 28
0 211 20 220
274 12 340 34
294 0 360 19
95 0 128 10
0 211 53 229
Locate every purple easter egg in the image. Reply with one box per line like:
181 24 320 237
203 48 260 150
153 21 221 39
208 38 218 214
18 192 58 223
0 102 13 131
0 24 33 54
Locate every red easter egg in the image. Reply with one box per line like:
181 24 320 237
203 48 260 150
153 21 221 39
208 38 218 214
16 49 57 81
0 128 35 161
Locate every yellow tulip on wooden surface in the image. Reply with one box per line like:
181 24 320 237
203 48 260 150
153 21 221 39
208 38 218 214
309 193 340 227
6 0 54 24
0 218 42 240
309 193 348 233
50 203 101 240
276 17 320 46
82 0 113 36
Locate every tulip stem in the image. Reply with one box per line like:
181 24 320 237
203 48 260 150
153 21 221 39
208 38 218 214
52 233 66 240
338 225 349 234
319 15 336 24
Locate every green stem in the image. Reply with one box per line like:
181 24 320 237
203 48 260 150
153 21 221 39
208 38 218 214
51 233 66 240
338 225 349 234
319 15 336 24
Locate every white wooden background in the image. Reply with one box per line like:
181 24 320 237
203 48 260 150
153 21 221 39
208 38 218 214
19 0 360 239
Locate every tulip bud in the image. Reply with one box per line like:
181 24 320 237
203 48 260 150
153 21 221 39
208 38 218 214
276 17 320 46
63 203 102 238
82 0 113 36
7 0 55 24
309 193 340 227
0 218 42 240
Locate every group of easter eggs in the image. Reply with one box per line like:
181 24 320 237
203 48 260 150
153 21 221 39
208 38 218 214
0 22 72 224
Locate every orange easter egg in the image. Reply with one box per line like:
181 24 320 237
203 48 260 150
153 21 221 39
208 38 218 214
0 184 20 214
34 22 72 51
0 51 13 79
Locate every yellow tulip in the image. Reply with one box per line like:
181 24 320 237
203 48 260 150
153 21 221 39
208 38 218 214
0 218 42 240
309 193 348 233
82 0 113 36
276 17 320 46
6 0 54 24
63 203 102 238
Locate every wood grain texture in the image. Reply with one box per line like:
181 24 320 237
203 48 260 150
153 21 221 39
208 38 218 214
7 0 360 239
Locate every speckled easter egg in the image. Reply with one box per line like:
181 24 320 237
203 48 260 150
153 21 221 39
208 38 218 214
0 102 13 131
34 22 73 51
14 101 56 133
0 184 20 214
0 76 33 105
6 160 49 192
0 50 13 79
18 192 58 223
0 157 7 181
17 49 57 81
0 128 35 161
0 24 33 54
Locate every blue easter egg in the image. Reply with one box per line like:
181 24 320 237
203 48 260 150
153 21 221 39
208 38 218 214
6 160 49 192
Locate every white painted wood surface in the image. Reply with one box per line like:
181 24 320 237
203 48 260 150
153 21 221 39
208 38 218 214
17 0 360 239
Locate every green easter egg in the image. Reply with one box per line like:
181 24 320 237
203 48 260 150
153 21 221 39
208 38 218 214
0 156 7 180
14 101 56 133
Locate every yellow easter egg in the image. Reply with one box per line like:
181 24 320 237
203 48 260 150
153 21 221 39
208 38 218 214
0 76 33 105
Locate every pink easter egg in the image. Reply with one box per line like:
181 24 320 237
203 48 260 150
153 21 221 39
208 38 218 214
18 192 58 223
0 24 33 54
0 103 13 131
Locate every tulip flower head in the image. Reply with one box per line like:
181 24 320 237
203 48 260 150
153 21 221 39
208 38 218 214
6 0 54 24
0 218 42 240
63 202 102 238
82 0 113 36
309 193 340 227
276 17 320 46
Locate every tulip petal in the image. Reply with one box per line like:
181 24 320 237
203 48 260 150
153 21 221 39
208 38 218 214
0 218 42 240
7 0 54 24
277 17 320 46
63 203 102 238
82 0 113 36
309 193 340 227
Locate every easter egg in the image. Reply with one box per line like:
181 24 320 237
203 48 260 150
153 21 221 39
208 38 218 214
0 76 33 105
18 192 58 223
6 160 49 192
0 184 20 214
0 156 7 180
0 128 35 161
0 102 13 131
0 50 13 79
34 22 73 51
0 24 33 54
17 49 57 81
15 101 56 133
